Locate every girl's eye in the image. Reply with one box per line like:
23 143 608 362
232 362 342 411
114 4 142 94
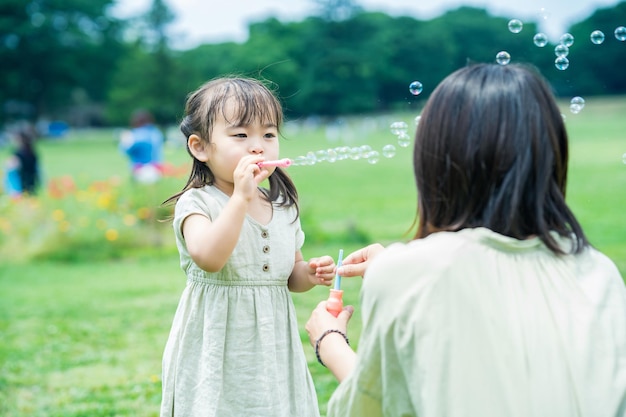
234 133 247 138
264 133 277 139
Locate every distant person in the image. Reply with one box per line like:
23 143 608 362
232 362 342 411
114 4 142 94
119 109 164 183
3 126 40 197
305 63 626 417
159 76 337 417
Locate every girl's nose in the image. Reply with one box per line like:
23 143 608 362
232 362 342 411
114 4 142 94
249 138 264 154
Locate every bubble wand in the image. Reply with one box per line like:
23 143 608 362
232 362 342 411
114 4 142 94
326 249 344 317
257 158 292 168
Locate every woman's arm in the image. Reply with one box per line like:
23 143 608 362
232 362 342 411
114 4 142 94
306 301 357 382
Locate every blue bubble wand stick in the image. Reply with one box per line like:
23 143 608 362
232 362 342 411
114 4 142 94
327 249 344 317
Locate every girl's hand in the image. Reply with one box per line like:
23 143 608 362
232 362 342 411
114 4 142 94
308 255 335 286
232 155 270 202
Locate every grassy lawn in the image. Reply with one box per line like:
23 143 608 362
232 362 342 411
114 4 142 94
1 98 625 416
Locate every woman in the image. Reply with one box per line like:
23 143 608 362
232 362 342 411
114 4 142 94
306 63 626 417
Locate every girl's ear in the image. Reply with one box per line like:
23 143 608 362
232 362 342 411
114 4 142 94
188 134 209 162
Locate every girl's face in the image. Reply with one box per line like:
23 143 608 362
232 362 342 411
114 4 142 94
205 102 280 188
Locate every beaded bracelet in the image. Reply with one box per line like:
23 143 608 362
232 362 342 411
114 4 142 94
314 329 350 367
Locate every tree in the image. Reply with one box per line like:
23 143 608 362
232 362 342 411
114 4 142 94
106 0 182 126
0 0 126 125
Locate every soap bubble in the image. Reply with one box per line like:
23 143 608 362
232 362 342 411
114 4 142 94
390 121 408 136
292 156 308 166
414 115 421 126
326 148 338 163
508 19 523 33
315 150 328 162
560 33 574 47
359 145 373 158
569 96 585 114
496 51 511 65
306 151 317 165
348 147 361 160
554 44 569 57
615 26 626 41
336 146 350 161
533 33 548 47
367 151 380 165
409 81 423 96
623 152 626 164
555 56 569 70
590 30 605 44
397 132 411 148
382 144 396 158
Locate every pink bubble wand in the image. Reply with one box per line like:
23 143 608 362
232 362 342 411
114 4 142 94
257 158 292 168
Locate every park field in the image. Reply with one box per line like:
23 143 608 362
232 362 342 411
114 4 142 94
1 97 625 416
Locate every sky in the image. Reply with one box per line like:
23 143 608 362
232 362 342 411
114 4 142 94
111 0 623 49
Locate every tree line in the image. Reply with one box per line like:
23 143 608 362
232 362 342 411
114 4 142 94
1 0 625 128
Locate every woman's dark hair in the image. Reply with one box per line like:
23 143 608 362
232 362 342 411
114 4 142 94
413 63 588 254
163 77 299 217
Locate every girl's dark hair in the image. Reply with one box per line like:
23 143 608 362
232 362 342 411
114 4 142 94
413 63 588 254
163 76 299 217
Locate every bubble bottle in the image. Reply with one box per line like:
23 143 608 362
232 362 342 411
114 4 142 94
326 249 344 317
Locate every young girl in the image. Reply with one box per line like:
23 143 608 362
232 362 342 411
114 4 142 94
160 76 335 417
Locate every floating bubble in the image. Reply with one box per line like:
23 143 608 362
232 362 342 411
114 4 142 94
397 131 411 148
315 149 328 162
496 51 511 65
359 145 373 159
554 44 569 57
292 156 308 167
555 56 569 70
508 19 523 33
590 30 605 44
326 148 338 163
623 152 626 164
306 151 317 165
409 81 423 96
348 147 361 160
570 96 585 114
560 33 574 47
390 121 408 136
382 144 396 158
414 115 421 126
615 26 626 41
335 146 350 161
367 151 380 165
533 33 548 47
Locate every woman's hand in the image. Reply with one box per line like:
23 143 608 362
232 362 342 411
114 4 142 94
336 243 385 278
305 301 354 347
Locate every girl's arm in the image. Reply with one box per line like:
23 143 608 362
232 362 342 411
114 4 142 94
183 156 270 272
182 193 249 272
288 250 335 292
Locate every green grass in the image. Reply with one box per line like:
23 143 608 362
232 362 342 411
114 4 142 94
1 99 625 416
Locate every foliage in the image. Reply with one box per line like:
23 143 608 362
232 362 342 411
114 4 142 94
0 170 188 263
3 1 626 125
0 0 127 125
